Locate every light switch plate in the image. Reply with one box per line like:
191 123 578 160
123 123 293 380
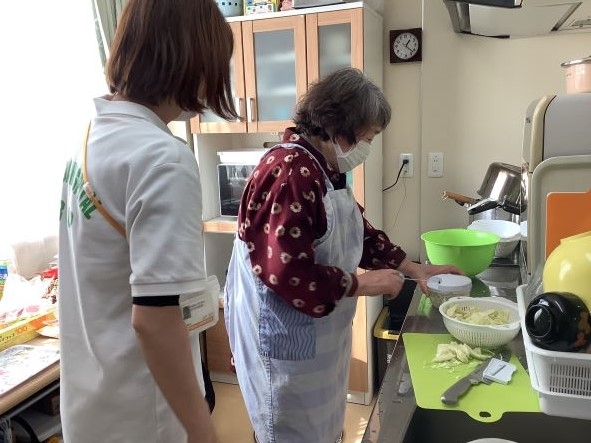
428 152 444 177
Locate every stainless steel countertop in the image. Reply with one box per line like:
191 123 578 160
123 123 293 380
361 265 525 443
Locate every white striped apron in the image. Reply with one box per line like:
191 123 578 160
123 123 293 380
224 144 364 443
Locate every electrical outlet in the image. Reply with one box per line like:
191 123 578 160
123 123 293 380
428 152 444 177
399 153 413 177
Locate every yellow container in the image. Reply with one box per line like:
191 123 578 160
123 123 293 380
373 307 400 386
543 231 591 310
0 309 57 351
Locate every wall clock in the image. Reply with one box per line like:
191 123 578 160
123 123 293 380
389 28 422 64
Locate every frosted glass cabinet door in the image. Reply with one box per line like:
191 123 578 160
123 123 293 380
254 30 297 122
306 9 363 85
318 23 352 77
243 17 307 133
196 57 244 131
199 57 241 123
191 22 246 134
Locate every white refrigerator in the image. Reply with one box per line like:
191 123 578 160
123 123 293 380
521 93 591 276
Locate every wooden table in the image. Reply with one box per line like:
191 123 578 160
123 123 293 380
0 337 60 418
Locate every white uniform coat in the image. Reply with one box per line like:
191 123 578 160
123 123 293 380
59 97 206 442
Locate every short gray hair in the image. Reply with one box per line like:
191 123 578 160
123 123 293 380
293 68 391 144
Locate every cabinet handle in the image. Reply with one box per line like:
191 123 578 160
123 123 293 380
234 97 244 122
247 97 256 123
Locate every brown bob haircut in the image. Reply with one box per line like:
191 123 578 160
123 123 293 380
106 0 237 120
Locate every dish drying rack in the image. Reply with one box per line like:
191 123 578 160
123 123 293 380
517 284 591 420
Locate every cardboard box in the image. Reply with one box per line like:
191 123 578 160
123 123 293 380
244 0 279 14
0 310 56 351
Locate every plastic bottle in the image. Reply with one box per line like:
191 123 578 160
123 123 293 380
0 260 8 301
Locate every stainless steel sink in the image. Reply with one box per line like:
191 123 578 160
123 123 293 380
402 407 591 443
362 261 591 443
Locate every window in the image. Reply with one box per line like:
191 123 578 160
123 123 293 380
0 1 105 254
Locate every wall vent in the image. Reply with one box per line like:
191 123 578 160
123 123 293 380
570 18 591 27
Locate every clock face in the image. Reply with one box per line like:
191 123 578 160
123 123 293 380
393 32 419 60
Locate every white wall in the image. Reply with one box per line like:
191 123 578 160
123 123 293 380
381 0 423 261
380 0 591 261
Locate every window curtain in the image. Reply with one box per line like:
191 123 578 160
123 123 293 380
91 0 128 67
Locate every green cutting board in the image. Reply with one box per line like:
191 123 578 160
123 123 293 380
403 333 540 422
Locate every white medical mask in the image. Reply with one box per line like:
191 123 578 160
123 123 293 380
333 140 371 172
174 110 198 121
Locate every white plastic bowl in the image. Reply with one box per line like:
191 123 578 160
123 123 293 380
467 219 520 239
493 236 520 258
520 220 527 240
467 440 518 443
467 220 521 258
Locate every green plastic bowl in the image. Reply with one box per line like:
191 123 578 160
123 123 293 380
421 229 500 277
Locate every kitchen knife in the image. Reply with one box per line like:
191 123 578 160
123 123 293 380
440 349 511 405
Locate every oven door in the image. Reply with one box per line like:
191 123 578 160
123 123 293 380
218 164 256 216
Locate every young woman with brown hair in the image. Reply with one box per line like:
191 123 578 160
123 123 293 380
58 1 237 442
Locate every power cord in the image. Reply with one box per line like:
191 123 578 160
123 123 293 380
382 159 409 192
389 173 407 232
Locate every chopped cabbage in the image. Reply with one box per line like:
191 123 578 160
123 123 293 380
445 305 511 326
430 341 491 368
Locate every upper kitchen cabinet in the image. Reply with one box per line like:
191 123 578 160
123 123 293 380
191 15 307 134
304 4 385 405
191 3 377 136
306 4 383 225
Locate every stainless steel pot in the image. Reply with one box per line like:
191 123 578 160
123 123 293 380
561 56 591 94
476 162 524 215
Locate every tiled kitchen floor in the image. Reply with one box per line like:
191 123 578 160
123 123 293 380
211 382 375 443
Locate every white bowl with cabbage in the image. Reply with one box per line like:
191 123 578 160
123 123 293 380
439 296 521 348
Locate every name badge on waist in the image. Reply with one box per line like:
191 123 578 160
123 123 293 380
180 275 220 334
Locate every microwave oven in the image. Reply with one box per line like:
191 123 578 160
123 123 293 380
216 149 267 217
217 163 256 216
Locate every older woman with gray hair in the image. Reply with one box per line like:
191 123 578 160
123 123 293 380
224 68 460 443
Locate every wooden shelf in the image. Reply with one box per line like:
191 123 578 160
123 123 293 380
203 217 238 234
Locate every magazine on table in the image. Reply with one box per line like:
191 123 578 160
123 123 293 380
0 345 60 396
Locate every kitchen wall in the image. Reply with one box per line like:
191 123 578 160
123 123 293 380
381 0 591 260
